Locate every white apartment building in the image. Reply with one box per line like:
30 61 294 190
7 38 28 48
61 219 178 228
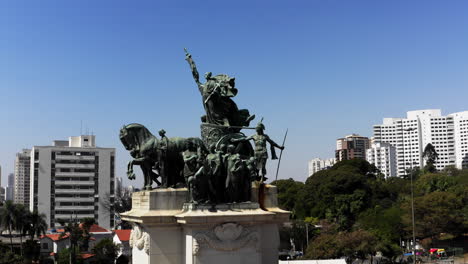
366 142 397 178
14 149 31 206
308 158 336 177
30 135 115 230
373 109 468 177
450 111 468 169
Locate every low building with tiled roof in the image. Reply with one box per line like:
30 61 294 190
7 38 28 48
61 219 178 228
113 229 132 261
85 224 113 244
39 233 70 257
81 253 96 263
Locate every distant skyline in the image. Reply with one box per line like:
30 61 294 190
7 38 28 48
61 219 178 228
2 1 468 187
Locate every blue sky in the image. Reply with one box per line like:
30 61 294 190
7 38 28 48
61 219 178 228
1 0 468 187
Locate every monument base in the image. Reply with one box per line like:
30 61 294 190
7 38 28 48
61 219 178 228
121 185 289 264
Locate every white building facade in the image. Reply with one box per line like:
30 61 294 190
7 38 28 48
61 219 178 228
30 135 115 230
366 142 397 178
308 158 336 177
373 109 468 177
14 149 31 206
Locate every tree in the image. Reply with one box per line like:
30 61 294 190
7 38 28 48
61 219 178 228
91 238 121 264
80 217 96 252
13 203 29 256
56 248 83 264
401 191 464 239
0 200 17 252
101 184 133 229
416 173 457 195
0 241 23 264
297 160 376 228
423 143 438 173
26 210 47 240
271 178 304 215
59 217 95 264
305 232 341 260
356 206 403 259
305 229 377 263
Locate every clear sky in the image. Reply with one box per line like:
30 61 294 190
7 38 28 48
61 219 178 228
1 0 468 187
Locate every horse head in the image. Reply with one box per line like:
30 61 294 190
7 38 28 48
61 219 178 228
119 123 156 153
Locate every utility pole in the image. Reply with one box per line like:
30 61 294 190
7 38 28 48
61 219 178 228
404 127 417 264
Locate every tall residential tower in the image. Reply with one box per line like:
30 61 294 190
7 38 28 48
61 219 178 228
30 135 115 229
336 134 370 161
372 109 468 177
14 149 31 206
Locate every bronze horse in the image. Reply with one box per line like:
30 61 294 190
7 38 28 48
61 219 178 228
119 123 207 190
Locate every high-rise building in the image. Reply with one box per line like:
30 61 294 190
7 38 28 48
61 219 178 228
6 173 15 201
450 111 468 169
14 149 31 206
308 158 336 177
0 165 3 202
30 135 115 229
366 142 397 178
0 187 4 203
373 109 468 177
336 134 370 161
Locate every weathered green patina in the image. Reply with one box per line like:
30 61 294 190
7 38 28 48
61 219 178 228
119 50 285 204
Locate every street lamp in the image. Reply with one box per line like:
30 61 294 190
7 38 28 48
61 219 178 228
403 127 417 264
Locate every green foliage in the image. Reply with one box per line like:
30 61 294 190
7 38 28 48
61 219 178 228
296 159 377 229
0 242 22 264
423 143 438 173
271 178 304 216
0 200 17 252
306 229 378 263
57 217 96 264
402 191 465 238
0 201 47 259
91 238 121 264
26 210 47 240
275 159 467 260
57 248 83 264
23 239 41 262
415 173 457 195
357 206 403 243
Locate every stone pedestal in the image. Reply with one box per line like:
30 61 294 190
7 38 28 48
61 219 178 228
121 185 289 264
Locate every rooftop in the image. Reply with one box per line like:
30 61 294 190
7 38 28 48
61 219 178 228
114 229 131 242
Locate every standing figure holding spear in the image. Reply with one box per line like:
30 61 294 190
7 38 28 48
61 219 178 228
231 119 285 182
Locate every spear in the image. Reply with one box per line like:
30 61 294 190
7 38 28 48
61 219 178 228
274 128 288 181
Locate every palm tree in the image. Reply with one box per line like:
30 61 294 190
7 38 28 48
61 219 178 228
27 210 47 240
0 200 17 252
13 204 29 256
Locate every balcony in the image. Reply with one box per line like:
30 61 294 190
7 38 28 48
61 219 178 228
55 181 95 186
55 189 94 194
55 163 94 169
55 155 95 161
55 214 94 219
55 206 94 211
55 197 94 202
55 172 95 177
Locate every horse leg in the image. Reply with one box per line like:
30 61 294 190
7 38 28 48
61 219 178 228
141 163 153 191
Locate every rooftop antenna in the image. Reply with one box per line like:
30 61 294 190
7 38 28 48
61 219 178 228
80 120 83 135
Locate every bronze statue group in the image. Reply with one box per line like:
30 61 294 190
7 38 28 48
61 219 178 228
119 50 285 204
